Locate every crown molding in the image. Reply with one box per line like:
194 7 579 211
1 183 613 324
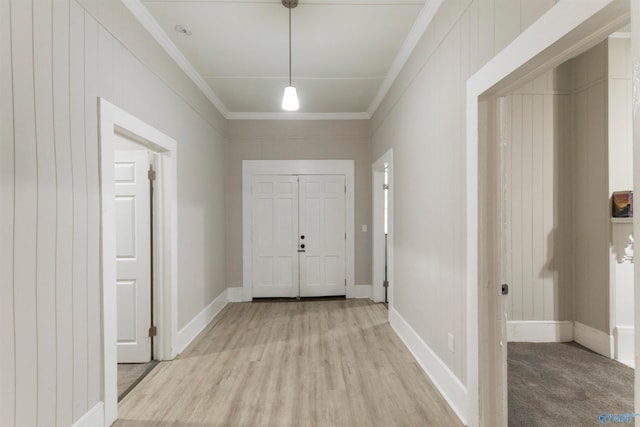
366 0 444 117
124 0 439 121
227 112 371 120
122 0 230 117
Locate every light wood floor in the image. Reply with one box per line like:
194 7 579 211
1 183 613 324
118 362 157 401
116 299 462 427
118 363 151 398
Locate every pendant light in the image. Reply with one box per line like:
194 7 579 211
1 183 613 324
282 0 299 111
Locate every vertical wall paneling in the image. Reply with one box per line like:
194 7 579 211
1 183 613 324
476 0 494 68
85 13 102 408
494 0 520 53
501 96 513 321
11 0 39 426
52 0 74 424
4 0 228 423
0 0 16 425
510 95 523 319
69 0 89 419
33 1 58 425
531 94 544 320
98 25 114 102
504 67 573 322
520 94 533 320
542 94 555 321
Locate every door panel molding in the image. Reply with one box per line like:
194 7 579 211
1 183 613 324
114 151 151 363
299 175 346 297
251 175 299 298
242 160 355 301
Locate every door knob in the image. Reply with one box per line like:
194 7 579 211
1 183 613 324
300 244 305 249
300 235 305 239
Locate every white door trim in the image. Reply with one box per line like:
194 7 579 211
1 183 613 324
99 98 178 426
242 160 355 301
467 1 630 426
371 149 393 305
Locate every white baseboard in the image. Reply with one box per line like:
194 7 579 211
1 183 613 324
72 402 104 427
574 321 613 358
614 326 635 368
352 284 372 299
507 321 574 342
389 307 467 425
176 289 229 354
227 286 244 302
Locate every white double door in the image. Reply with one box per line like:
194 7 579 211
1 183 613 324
252 175 346 298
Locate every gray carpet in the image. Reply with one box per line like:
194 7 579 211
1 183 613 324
508 342 634 426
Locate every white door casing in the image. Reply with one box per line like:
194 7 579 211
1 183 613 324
252 175 299 298
299 175 346 297
100 97 179 426
114 151 151 363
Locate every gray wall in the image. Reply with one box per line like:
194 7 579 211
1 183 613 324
572 40 610 334
370 0 558 385
0 1 226 426
225 120 372 288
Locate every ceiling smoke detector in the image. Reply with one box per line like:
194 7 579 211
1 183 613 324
174 25 192 36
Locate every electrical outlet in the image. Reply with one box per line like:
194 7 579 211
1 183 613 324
448 333 455 353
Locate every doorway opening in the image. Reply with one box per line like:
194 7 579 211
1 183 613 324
467 2 633 425
112 137 160 402
99 98 178 426
372 149 394 308
250 174 347 299
242 160 356 301
499 35 634 425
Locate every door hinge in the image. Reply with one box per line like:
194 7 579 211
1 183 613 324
344 278 346 286
345 232 347 240
383 184 389 190
148 168 156 181
501 283 509 296
149 325 157 337
383 280 389 288
344 185 347 193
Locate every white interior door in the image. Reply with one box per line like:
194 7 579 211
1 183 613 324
252 175 299 298
299 175 346 297
115 151 151 363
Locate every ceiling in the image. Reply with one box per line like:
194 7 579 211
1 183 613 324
126 0 437 119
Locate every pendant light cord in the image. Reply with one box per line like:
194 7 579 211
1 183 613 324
288 6 292 86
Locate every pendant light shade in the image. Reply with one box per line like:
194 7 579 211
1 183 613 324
282 0 299 111
282 86 299 111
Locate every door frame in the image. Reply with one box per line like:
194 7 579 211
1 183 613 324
242 160 355 301
99 98 178 426
372 149 394 305
466 1 631 426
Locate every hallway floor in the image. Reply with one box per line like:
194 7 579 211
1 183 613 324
115 299 462 426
